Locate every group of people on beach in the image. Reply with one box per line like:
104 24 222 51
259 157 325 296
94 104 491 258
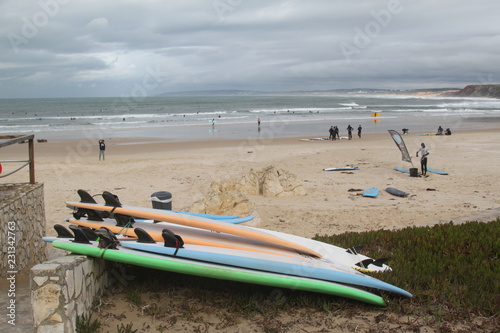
328 124 362 140
437 126 452 135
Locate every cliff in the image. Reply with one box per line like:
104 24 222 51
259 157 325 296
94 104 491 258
446 84 500 99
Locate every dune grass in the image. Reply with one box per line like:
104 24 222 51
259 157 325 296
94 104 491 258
315 220 499 321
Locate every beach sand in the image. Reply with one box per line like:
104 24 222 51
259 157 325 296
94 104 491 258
2 126 500 332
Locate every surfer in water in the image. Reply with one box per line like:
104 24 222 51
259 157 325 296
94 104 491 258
416 143 429 176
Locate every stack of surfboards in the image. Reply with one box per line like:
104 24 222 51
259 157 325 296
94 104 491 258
45 190 412 306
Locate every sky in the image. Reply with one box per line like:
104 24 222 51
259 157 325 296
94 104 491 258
1 0 499 98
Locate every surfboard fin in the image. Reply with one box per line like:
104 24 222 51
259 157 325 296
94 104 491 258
134 228 156 244
70 227 91 244
77 189 97 203
69 225 99 242
76 189 109 220
347 246 363 255
372 258 390 267
114 213 134 227
162 229 184 255
95 227 120 249
54 224 74 238
103 191 122 207
355 259 374 269
72 207 104 221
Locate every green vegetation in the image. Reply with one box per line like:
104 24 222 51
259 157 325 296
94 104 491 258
75 311 101 333
315 220 499 321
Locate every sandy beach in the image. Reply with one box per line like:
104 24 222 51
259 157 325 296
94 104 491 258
2 124 500 332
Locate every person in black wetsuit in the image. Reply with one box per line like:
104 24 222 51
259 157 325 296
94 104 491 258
99 139 105 161
416 142 429 176
347 124 354 140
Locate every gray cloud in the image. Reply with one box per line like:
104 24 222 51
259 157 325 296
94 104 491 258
1 0 499 98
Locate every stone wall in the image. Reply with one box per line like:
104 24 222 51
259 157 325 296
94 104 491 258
30 255 111 332
0 183 47 278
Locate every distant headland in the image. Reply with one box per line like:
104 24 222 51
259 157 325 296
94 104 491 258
158 84 500 99
442 84 500 99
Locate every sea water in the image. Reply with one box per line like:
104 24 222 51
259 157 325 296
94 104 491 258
1 95 499 140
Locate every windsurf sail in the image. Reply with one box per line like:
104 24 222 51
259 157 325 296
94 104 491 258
388 130 412 164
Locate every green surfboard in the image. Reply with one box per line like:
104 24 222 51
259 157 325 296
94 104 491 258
51 240 386 306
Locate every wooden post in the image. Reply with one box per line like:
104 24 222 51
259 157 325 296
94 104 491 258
29 137 35 184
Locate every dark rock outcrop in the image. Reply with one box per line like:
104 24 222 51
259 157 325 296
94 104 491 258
446 84 500 99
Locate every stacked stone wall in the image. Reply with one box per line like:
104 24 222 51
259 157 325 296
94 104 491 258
0 183 47 278
30 255 112 332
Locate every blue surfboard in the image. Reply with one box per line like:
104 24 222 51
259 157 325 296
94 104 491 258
394 166 447 175
122 233 412 298
394 167 410 174
426 167 448 175
362 187 379 198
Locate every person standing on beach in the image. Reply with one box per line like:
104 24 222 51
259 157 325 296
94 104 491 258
416 143 429 176
258 118 261 128
357 125 362 138
334 126 339 140
329 126 334 140
347 124 353 140
99 139 105 161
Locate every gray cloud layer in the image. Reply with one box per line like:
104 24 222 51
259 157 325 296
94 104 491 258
1 0 499 98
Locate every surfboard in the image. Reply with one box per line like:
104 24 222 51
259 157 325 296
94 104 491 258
115 228 411 298
131 221 392 273
426 167 449 175
394 166 448 175
323 167 359 171
136 216 252 224
66 194 322 258
394 167 410 174
370 112 381 117
362 187 379 198
50 237 386 305
67 218 303 258
386 187 409 197
242 225 391 273
172 211 239 220
299 137 329 141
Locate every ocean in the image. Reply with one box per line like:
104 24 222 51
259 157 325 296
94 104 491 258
1 95 499 141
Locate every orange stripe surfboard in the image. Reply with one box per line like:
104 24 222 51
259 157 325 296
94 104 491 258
66 201 322 258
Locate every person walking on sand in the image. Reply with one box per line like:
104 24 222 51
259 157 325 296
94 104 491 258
334 126 340 140
99 139 106 161
416 142 429 176
347 124 353 140
357 125 362 138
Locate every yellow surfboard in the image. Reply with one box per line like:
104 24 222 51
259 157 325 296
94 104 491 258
370 112 381 117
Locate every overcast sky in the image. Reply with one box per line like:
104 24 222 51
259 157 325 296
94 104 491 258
1 0 499 98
